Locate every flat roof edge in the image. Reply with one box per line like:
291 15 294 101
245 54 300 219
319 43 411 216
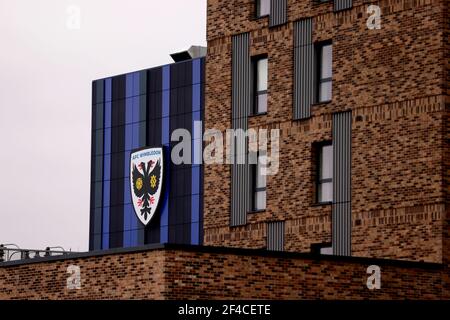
0 243 444 270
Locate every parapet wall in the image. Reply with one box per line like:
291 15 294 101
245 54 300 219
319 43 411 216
0 244 447 300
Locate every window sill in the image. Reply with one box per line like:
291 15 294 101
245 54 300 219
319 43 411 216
312 0 333 5
249 112 268 118
312 100 332 107
248 209 266 214
311 201 332 207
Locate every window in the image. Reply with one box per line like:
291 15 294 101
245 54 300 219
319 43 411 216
256 0 270 18
317 143 333 203
320 246 333 255
311 243 333 255
252 153 267 211
252 56 268 114
316 42 333 103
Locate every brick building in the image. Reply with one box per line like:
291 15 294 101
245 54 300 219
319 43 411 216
203 0 449 264
0 0 449 300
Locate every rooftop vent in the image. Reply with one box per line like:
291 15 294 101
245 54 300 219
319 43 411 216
170 45 207 63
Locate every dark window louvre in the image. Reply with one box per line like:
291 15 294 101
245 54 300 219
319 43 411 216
332 111 352 256
269 0 287 27
267 221 285 251
334 0 352 12
231 33 252 227
293 18 314 120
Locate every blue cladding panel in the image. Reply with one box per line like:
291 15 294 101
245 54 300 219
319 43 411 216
91 58 205 251
132 72 140 96
126 74 133 98
102 207 110 249
124 77 134 248
130 93 141 247
162 90 170 144
102 79 112 250
163 66 171 91
105 79 112 103
123 130 132 246
104 102 112 129
191 59 202 245
160 65 171 244
132 96 140 123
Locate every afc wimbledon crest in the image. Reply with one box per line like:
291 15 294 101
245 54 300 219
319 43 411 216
130 147 164 226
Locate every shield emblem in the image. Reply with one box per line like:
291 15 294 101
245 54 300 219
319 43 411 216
130 147 164 226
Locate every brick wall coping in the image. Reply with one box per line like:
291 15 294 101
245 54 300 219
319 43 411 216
0 243 444 270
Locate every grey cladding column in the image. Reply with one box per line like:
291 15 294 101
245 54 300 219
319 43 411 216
293 18 314 120
332 111 352 256
334 0 353 12
231 33 251 227
267 221 285 251
269 0 287 28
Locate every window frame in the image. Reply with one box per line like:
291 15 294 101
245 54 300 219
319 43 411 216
316 141 333 205
251 152 267 212
315 40 333 104
256 0 271 19
251 55 268 116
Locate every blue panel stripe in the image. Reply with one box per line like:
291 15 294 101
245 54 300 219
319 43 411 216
193 58 201 84
102 78 112 250
191 59 201 245
160 65 170 244
132 72 140 97
130 96 142 246
105 78 112 103
123 93 133 248
130 90 140 247
126 73 133 98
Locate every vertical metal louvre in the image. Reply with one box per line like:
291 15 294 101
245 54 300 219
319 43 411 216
293 18 314 120
269 0 287 27
334 0 353 12
231 33 251 227
267 221 285 251
332 111 352 256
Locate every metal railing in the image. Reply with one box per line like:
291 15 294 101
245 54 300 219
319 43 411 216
0 244 77 263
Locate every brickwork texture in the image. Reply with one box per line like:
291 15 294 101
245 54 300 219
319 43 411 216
203 0 450 264
0 246 448 300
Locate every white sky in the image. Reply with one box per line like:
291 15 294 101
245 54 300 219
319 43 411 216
0 0 207 252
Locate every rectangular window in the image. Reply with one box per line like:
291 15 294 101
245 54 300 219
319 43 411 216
256 0 270 18
252 56 268 115
252 153 267 211
317 143 333 203
311 242 332 255
316 42 333 103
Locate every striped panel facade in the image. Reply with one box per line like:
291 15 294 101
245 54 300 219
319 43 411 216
293 18 314 120
89 58 205 251
332 111 352 256
267 221 285 251
334 0 353 12
231 33 252 227
269 0 287 28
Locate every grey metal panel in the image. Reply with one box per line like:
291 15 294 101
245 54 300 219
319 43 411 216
332 111 352 256
231 33 251 227
269 0 287 28
293 18 314 120
267 221 285 251
334 0 353 12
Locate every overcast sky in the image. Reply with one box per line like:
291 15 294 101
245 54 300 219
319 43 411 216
0 0 207 252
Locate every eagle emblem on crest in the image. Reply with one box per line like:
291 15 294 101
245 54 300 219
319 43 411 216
130 148 164 226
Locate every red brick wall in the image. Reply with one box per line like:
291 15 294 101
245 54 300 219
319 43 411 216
0 246 448 300
0 250 166 300
203 0 449 263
